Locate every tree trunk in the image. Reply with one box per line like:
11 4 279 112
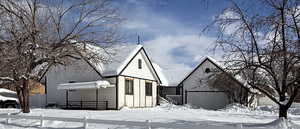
16 86 24 109
21 79 30 113
279 105 288 118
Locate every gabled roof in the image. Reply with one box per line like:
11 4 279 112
178 56 224 85
82 43 161 83
177 56 251 92
85 44 143 76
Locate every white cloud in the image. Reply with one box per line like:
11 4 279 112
122 21 149 30
119 0 222 83
143 35 219 84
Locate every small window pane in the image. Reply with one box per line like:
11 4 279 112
205 68 211 73
138 59 142 69
145 82 152 96
125 79 134 95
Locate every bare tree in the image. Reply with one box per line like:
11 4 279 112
0 0 121 113
209 0 300 118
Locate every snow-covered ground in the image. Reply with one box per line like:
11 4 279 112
0 104 299 129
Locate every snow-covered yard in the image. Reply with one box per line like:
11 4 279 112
0 104 299 129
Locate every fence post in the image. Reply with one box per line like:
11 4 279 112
6 113 10 124
146 120 151 129
40 114 44 127
83 116 88 129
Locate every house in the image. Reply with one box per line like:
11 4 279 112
42 44 161 110
160 56 249 110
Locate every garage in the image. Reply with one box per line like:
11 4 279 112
185 91 230 110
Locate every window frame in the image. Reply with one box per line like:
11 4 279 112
145 82 152 96
125 79 134 95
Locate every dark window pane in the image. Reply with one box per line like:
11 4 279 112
145 82 152 96
138 59 142 69
125 79 134 95
205 68 211 73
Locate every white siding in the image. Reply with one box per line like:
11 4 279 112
117 76 125 109
121 51 156 80
146 96 152 107
46 59 117 107
182 59 230 109
140 80 146 107
152 81 157 106
120 77 157 108
125 95 134 107
118 49 159 109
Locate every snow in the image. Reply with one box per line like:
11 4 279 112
152 63 169 86
57 80 113 90
0 88 16 94
0 88 18 102
84 43 143 76
0 104 300 129
152 63 191 86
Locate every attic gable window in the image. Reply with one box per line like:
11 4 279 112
205 68 211 73
138 59 142 69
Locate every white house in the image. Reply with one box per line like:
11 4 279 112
161 56 249 110
42 44 161 110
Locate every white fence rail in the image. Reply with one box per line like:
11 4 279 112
0 113 244 129
0 113 157 129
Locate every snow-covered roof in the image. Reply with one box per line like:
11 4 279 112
152 63 168 86
152 63 191 86
83 43 143 76
0 88 16 94
57 80 114 90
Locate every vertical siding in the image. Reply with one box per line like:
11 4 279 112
140 80 146 107
118 76 125 109
152 81 157 106
145 96 152 107
133 79 139 107
119 76 157 108
125 95 134 107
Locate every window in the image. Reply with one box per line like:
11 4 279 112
125 79 134 95
138 59 142 69
205 68 211 73
145 82 152 96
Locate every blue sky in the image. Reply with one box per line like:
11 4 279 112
115 0 232 72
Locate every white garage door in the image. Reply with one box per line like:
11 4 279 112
187 91 230 110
